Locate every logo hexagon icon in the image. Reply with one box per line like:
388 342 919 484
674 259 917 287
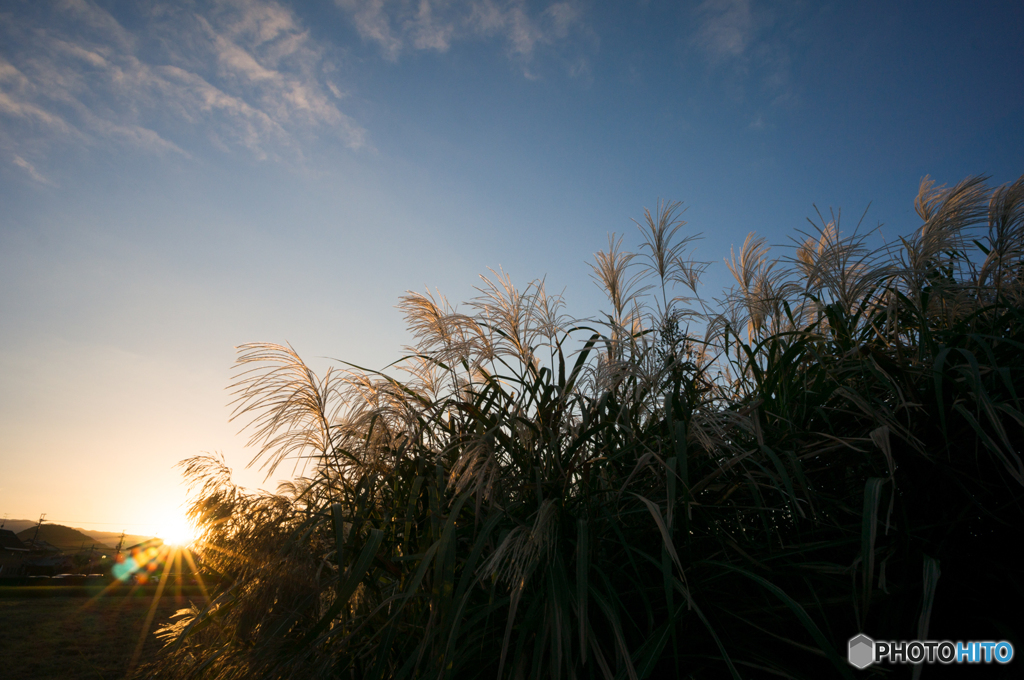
848 634 875 669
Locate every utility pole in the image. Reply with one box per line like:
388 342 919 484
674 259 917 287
31 513 46 544
1 513 7 529
115 530 125 556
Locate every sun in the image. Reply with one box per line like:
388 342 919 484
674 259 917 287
156 515 197 547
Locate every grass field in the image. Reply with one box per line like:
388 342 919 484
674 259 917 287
0 592 199 680
133 178 1024 678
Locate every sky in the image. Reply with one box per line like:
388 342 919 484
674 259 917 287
1 0 1022 538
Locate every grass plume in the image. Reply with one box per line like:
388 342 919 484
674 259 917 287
138 174 1024 680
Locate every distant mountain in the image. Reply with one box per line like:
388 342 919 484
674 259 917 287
80 529 156 548
16 524 114 552
1 519 38 534
3 521 156 550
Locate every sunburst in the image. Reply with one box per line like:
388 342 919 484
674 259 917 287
155 515 197 548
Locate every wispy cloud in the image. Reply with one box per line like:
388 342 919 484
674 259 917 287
0 0 367 173
336 0 586 66
691 0 798 111
694 0 753 60
12 155 55 185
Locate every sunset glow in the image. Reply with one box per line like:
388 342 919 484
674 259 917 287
1 0 1021 623
155 516 197 548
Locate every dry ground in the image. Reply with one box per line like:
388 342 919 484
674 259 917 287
0 591 200 679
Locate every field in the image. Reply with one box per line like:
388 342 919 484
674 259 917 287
0 590 197 680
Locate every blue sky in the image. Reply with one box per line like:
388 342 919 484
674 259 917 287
1 0 1021 536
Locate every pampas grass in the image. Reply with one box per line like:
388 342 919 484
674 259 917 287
138 174 1024 680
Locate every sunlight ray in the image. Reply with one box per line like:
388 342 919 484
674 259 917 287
128 545 175 673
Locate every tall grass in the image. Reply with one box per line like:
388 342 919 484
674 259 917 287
140 175 1024 679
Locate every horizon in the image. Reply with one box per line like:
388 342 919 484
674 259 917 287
2 517 159 542
2 0 1022 533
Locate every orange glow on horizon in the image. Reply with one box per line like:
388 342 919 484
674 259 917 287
154 515 197 548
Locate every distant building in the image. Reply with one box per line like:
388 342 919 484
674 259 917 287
0 529 30 576
23 554 72 576
22 538 61 552
0 529 27 551
15 536 73 576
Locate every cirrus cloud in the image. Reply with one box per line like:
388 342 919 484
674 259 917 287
0 0 367 174
336 0 586 63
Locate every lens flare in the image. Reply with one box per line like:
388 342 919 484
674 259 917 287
156 516 197 547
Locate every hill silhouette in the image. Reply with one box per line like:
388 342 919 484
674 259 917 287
1 519 38 534
82 529 155 548
3 520 155 549
16 524 113 552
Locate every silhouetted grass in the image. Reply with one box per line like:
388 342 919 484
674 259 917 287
139 176 1024 679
